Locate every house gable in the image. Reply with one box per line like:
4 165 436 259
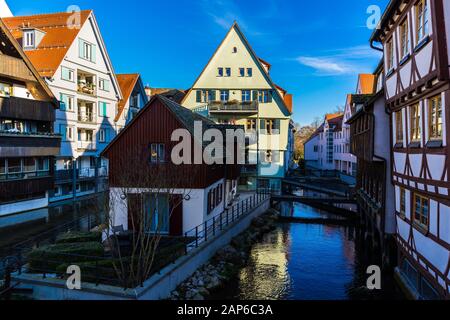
181 23 291 117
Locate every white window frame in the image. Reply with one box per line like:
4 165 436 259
61 67 75 82
99 129 106 143
23 30 35 49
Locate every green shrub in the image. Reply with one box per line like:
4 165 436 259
56 231 102 244
27 242 104 273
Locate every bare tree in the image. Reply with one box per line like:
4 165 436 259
97 145 199 288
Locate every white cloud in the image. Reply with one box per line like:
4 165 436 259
296 57 352 75
296 44 382 76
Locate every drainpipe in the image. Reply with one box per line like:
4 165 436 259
72 157 77 201
370 40 384 52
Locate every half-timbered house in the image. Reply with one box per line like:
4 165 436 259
347 63 397 268
370 0 450 299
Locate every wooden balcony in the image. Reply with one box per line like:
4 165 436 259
0 54 36 82
0 132 61 157
208 100 258 114
0 96 56 122
0 176 53 204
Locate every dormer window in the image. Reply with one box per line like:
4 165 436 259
23 30 35 49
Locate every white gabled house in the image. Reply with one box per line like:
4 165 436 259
4 10 123 201
181 22 294 192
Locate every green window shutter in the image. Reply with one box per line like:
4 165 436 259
61 67 69 81
196 90 202 103
268 90 273 103
103 102 107 117
91 44 97 62
59 93 66 111
273 151 280 163
275 119 281 132
252 90 258 101
79 39 85 58
260 120 266 134
59 124 66 140
104 80 110 91
210 90 216 101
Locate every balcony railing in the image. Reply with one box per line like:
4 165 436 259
77 141 96 151
78 112 96 123
0 132 61 157
208 100 258 113
77 82 96 96
0 96 55 122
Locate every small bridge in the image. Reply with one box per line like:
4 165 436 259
272 195 355 204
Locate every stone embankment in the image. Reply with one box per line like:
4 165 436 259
169 209 279 300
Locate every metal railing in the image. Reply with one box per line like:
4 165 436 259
208 100 258 113
184 190 270 251
1 191 271 291
77 140 96 151
77 112 96 123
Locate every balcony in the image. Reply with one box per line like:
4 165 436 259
0 96 55 122
208 100 258 114
0 54 36 82
77 72 96 96
77 141 96 151
0 131 61 157
77 100 96 124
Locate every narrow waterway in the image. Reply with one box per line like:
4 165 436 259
212 202 404 300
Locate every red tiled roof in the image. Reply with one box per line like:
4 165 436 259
115 74 140 122
3 11 92 78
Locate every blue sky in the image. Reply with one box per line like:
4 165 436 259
8 0 389 126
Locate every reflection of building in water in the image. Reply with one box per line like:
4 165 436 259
280 202 294 217
238 227 290 300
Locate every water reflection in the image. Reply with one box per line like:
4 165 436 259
213 202 403 300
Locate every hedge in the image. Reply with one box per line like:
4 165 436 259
56 231 102 244
27 242 104 273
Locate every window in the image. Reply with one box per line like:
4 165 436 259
79 39 96 62
150 143 165 163
61 67 74 82
99 129 106 143
400 19 409 58
99 78 110 91
239 68 245 77
265 151 273 163
386 38 394 71
232 47 237 53
395 110 404 143
23 31 35 48
23 158 36 173
0 82 12 97
262 119 279 135
410 104 421 142
241 90 251 102
99 102 108 117
258 90 272 103
217 67 224 77
246 119 256 131
428 95 442 140
66 126 74 141
416 0 429 43
225 68 231 77
220 90 229 102
60 93 74 111
413 193 429 230
400 188 406 217
247 68 253 77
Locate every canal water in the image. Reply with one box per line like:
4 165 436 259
212 201 404 300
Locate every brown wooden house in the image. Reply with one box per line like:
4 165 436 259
0 19 60 216
101 95 242 236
